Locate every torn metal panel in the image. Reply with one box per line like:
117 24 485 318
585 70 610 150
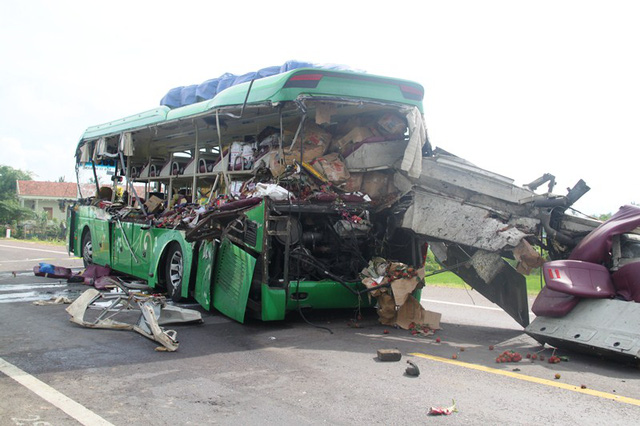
400 190 537 253
526 298 640 361
431 242 530 327
66 286 201 351
344 139 408 171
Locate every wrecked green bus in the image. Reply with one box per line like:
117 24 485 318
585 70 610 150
68 66 431 323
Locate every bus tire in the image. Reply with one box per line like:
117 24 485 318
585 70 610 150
81 229 93 267
165 244 184 302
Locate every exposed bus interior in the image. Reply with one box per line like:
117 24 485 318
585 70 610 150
72 96 430 321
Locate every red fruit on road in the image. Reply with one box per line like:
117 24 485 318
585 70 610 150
383 329 389 334
531 354 538 360
436 337 441 343
489 345 494 351
526 353 531 359
452 354 458 359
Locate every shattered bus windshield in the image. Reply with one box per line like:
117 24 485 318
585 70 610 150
69 67 431 324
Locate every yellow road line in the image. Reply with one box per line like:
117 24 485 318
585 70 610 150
410 352 640 407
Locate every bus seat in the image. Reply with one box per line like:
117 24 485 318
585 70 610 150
612 262 640 302
543 260 615 298
531 286 580 318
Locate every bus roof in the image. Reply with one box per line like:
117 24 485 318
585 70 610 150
79 68 424 142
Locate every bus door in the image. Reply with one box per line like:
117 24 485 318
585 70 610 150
91 219 111 266
194 240 217 310
129 223 152 279
111 220 134 275
212 238 257 323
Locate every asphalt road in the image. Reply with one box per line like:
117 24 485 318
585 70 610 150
1 239 639 425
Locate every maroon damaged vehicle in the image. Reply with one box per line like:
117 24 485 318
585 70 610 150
525 205 640 361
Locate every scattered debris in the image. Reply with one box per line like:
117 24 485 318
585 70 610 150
408 322 435 337
496 350 522 363
581 384 587 389
66 280 201 351
405 360 420 377
377 349 402 362
361 258 441 332
428 400 457 416
33 297 72 306
548 355 562 364
33 263 72 279
489 345 494 350
451 354 458 359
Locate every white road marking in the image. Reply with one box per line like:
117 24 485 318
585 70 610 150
422 298 535 316
422 298 504 311
0 258 60 264
0 244 68 255
0 283 68 292
0 357 114 426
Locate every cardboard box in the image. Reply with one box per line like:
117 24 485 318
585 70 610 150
311 153 350 184
332 126 378 153
361 171 389 199
144 195 164 213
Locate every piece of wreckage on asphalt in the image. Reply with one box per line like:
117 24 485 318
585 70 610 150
66 277 202 351
67 65 630 358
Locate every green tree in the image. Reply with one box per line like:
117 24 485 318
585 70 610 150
0 165 35 224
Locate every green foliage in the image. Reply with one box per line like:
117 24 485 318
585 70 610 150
0 164 32 201
0 165 35 225
0 199 35 223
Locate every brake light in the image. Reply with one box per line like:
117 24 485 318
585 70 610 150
284 73 324 88
399 84 424 101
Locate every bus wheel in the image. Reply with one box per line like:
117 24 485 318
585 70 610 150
81 230 93 266
165 244 183 302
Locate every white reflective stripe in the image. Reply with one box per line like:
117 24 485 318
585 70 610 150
0 357 114 426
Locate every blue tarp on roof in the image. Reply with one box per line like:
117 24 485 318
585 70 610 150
160 61 347 109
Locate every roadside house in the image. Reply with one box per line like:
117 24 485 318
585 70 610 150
16 181 77 222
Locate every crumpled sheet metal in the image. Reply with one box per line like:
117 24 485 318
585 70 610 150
66 288 185 351
400 191 535 253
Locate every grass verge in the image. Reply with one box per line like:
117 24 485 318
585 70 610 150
424 271 544 295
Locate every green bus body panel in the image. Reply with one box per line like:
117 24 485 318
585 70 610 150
76 68 423 147
129 224 152 278
212 239 256 323
243 201 265 252
194 240 217 310
81 107 170 140
72 207 111 266
261 284 286 321
111 221 133 274
208 68 424 111
72 207 194 294
148 228 194 298
285 280 375 311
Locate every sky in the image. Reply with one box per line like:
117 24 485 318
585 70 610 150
0 0 638 215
